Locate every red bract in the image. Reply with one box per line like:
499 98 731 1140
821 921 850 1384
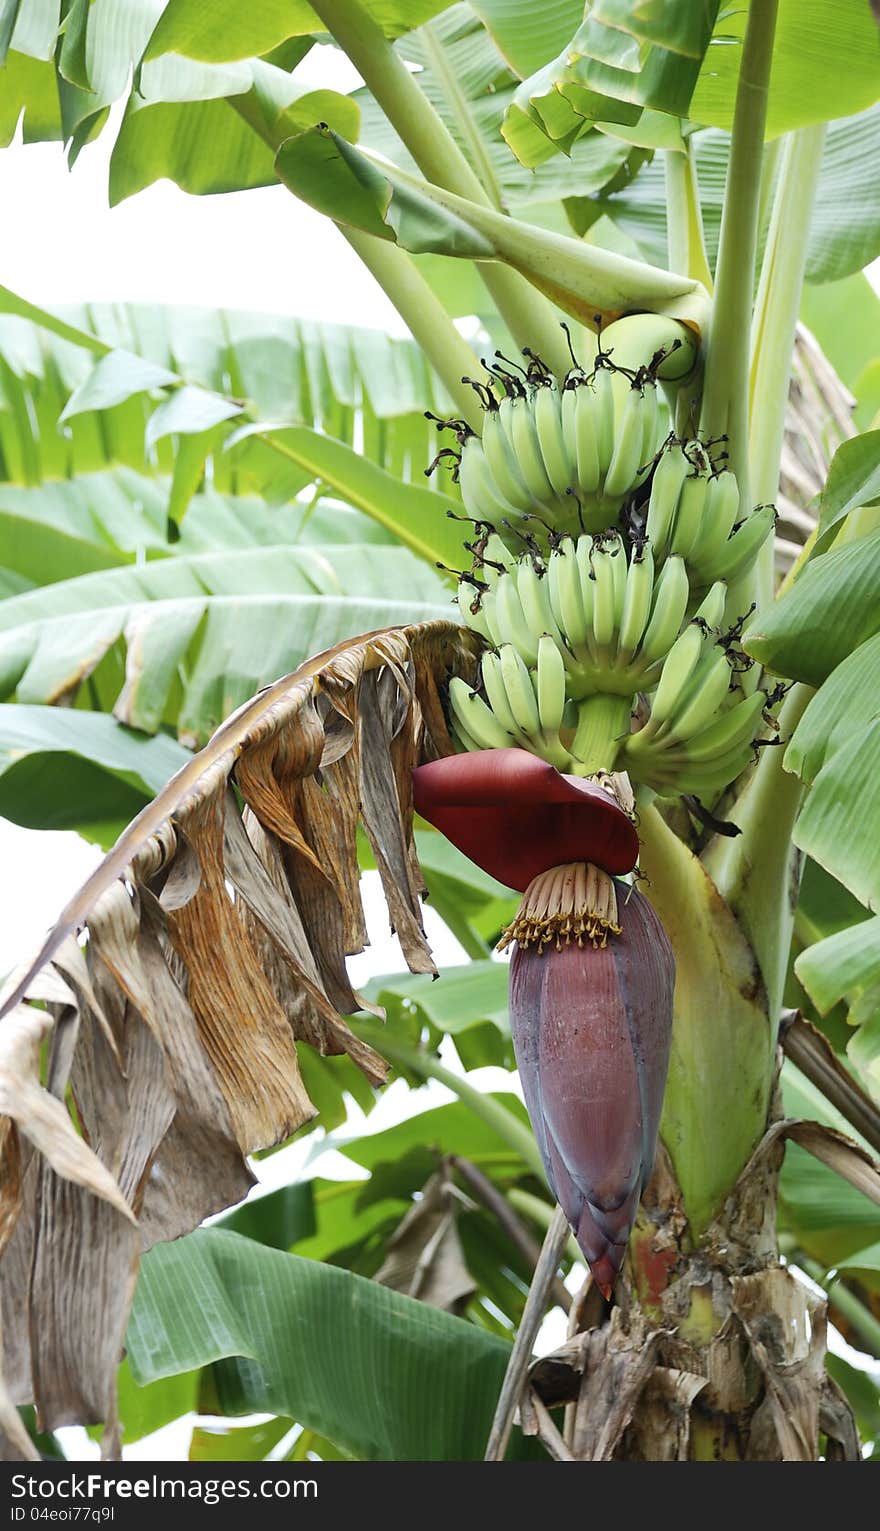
509 884 674 1298
412 748 639 891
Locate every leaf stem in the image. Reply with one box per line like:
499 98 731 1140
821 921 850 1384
780 1011 880 1158
664 142 712 291
484 1205 571 1461
700 0 779 507
749 124 827 607
228 91 483 426
702 681 813 1018
801 1258 880 1357
308 0 572 375
342 228 483 427
507 1188 582 1264
450 1155 571 1311
418 19 504 212
355 1019 546 1182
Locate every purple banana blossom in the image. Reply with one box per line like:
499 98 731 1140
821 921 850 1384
508 877 675 1297
413 748 675 1300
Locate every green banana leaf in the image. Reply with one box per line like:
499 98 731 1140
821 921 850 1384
0 703 190 842
0 298 458 491
815 431 880 549
689 0 880 137
352 4 637 215
0 544 451 741
504 0 721 164
786 634 880 786
745 529 880 686
563 111 880 290
126 1227 535 1461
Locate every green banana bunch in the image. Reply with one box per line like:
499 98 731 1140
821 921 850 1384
440 316 780 801
622 688 768 797
620 584 770 796
644 443 777 590
448 366 665 554
457 535 693 700
451 526 775 797
448 640 573 769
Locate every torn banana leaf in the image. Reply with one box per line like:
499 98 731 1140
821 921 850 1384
0 617 479 1445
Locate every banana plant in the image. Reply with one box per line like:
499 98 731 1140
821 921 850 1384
1 0 880 1463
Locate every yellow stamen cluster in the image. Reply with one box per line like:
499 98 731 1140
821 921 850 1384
498 861 621 954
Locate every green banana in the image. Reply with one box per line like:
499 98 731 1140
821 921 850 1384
643 620 706 733
604 383 649 499
536 632 567 735
689 470 740 576
456 579 492 641
451 718 482 755
515 557 560 647
639 377 660 464
698 504 777 584
592 365 616 486
639 554 690 665
505 396 555 503
499 642 542 738
645 445 689 559
574 535 598 658
550 539 591 656
693 580 728 629
448 676 514 750
560 383 578 468
534 383 573 498
477 585 503 646
546 542 571 635
495 571 539 665
667 647 733 742
573 381 601 496
458 438 518 524
591 541 618 650
481 407 532 510
609 535 628 629
671 470 709 561
480 650 522 738
616 543 655 664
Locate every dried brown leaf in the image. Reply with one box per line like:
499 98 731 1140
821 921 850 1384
0 619 479 1437
621 1366 707 1461
375 1170 476 1311
0 1303 38 1462
743 1115 880 1208
781 1010 880 1158
0 1007 133 1222
731 1267 826 1461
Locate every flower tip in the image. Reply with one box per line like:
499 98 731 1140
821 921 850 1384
580 1238 626 1302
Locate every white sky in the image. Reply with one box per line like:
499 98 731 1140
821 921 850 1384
2 44 878 1459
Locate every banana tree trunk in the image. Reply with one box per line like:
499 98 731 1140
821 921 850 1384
526 1128 853 1461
